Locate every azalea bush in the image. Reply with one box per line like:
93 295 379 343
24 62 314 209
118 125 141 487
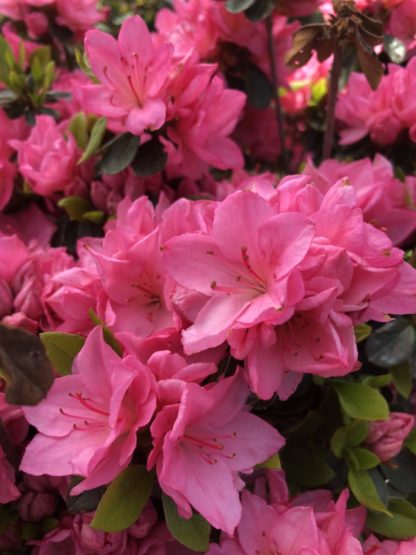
1 0 416 553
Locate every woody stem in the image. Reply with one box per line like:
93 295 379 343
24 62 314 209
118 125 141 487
265 15 288 173
322 44 343 160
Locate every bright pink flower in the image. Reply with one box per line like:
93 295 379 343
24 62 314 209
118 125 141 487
55 0 106 34
165 61 246 178
89 197 176 336
336 71 402 147
163 189 314 354
366 411 414 462
363 535 416 555
388 0 416 47
304 154 416 245
0 107 28 160
155 0 218 61
148 372 284 535
83 15 172 135
208 489 332 554
20 326 157 494
10 115 79 196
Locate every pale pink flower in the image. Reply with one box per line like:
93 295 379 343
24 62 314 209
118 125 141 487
366 411 414 462
20 326 157 494
148 372 284 535
10 115 79 196
83 15 172 136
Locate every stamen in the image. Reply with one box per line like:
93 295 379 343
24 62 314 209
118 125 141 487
241 246 263 282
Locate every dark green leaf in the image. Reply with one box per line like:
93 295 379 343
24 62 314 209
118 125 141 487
331 421 369 458
245 0 275 21
334 382 389 421
78 117 107 164
381 449 416 494
245 64 273 109
99 133 140 175
405 429 416 455
226 0 255 12
91 466 154 532
67 486 106 514
367 498 416 539
348 468 391 514
366 319 415 368
282 443 335 487
40 332 85 376
162 494 211 552
131 137 167 177
68 112 89 149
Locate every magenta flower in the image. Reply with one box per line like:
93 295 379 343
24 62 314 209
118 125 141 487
83 15 172 135
366 412 414 462
148 372 284 534
20 327 157 494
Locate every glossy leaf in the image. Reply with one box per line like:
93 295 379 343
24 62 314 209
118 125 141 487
58 196 92 222
132 137 167 177
162 494 211 552
226 0 255 12
367 498 416 539
366 319 415 368
348 468 391 515
78 116 107 164
334 382 389 421
245 64 273 109
391 362 413 399
91 466 154 532
99 132 140 174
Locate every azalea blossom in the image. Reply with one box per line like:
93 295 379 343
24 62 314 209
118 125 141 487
20 327 157 494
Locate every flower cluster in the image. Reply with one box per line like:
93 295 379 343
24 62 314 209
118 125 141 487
1 0 416 553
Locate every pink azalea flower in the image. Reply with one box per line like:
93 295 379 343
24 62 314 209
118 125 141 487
148 372 284 535
163 189 314 354
304 154 416 245
55 0 106 34
83 15 172 135
363 535 416 555
10 115 79 196
165 61 246 178
20 326 157 495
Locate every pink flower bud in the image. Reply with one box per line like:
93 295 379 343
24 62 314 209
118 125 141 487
366 412 414 462
18 491 57 522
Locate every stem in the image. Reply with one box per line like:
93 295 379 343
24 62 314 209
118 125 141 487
322 45 343 160
0 416 19 470
265 16 288 173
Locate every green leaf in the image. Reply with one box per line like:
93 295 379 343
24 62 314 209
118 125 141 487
354 323 372 343
333 382 389 421
245 0 275 21
91 466 154 533
67 485 106 514
257 453 281 470
78 116 107 164
391 362 413 399
405 428 416 455
226 0 255 12
362 374 392 389
309 77 328 106
367 498 416 539
347 447 380 470
331 421 369 458
365 319 415 368
99 132 140 175
68 112 89 149
131 137 167 177
380 449 416 495
82 210 105 225
40 332 85 376
58 196 92 221
348 468 391 514
245 64 273 109
88 309 123 356
162 494 211 552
